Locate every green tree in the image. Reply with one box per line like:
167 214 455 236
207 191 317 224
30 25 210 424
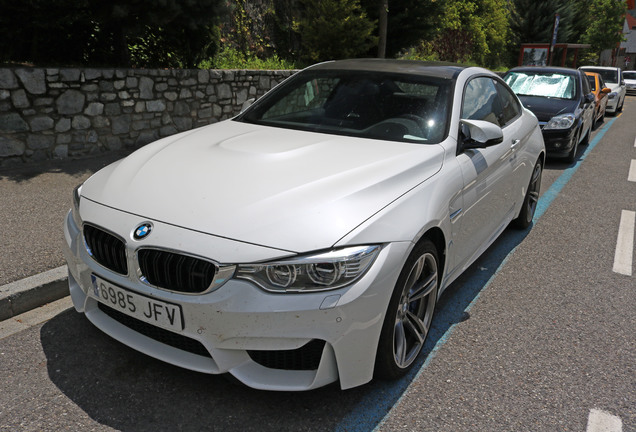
359 0 442 58
415 0 511 68
0 0 94 65
569 0 595 43
293 0 377 63
0 0 227 67
89 0 227 67
474 0 511 67
508 0 584 67
581 0 627 62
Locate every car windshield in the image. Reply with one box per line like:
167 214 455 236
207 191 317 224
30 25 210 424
623 71 636 80
583 68 618 84
237 70 452 144
586 75 597 91
504 72 577 99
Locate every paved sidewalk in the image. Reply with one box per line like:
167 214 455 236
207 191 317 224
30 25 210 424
0 151 129 320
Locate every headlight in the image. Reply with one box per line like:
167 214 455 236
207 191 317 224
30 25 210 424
544 113 575 130
235 245 381 293
71 183 83 228
608 92 617 99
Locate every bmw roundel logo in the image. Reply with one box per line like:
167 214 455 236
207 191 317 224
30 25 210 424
133 223 152 240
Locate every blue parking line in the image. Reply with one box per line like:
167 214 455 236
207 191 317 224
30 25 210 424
334 117 618 432
534 116 618 220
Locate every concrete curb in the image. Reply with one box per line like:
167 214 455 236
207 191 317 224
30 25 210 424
0 266 69 321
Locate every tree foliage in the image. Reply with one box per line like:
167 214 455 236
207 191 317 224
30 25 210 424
293 0 377 63
582 0 627 61
358 0 442 58
509 0 579 46
0 0 227 67
402 0 511 68
1 0 631 69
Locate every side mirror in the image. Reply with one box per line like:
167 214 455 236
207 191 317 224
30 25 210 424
601 87 611 94
460 119 503 150
585 94 595 103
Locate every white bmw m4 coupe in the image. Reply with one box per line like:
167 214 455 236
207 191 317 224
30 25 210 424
63 59 545 391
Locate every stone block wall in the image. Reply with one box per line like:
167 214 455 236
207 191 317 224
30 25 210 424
0 68 295 166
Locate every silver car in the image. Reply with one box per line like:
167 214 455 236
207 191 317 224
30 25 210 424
623 70 636 95
580 66 626 113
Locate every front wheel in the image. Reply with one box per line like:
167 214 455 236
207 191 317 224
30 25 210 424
375 239 439 380
566 131 580 163
512 159 542 229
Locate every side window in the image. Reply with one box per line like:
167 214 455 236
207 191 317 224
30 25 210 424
581 73 591 95
494 81 521 127
461 77 503 127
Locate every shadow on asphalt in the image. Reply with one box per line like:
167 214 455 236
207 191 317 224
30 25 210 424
39 223 531 432
331 224 533 431
40 309 363 432
0 150 130 182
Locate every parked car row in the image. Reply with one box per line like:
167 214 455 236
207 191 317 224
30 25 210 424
59 58 631 391
504 65 627 163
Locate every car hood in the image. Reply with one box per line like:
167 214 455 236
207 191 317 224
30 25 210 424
516 95 580 122
82 120 445 253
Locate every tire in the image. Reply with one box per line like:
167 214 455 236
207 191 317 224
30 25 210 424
512 159 542 229
566 132 579 163
374 239 439 380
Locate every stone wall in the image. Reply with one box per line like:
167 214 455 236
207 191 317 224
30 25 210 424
0 68 296 166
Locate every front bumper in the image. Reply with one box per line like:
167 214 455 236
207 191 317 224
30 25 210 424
540 126 578 157
605 95 620 113
62 201 409 391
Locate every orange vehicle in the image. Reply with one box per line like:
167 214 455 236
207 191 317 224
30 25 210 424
584 71 611 127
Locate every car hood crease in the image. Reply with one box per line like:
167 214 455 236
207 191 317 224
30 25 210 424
82 121 444 253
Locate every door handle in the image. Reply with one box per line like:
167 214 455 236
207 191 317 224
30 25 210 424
511 139 520 149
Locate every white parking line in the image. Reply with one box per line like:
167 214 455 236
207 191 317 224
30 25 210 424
587 409 623 432
629 160 636 182
613 210 636 276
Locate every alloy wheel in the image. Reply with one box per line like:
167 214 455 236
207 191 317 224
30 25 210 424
392 252 438 369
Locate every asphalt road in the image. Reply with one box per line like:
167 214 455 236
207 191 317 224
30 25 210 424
0 151 128 286
0 100 634 431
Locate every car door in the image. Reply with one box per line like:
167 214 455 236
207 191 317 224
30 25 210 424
598 75 609 112
579 71 595 135
451 76 519 271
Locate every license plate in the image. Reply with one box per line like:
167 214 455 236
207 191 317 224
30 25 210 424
90 275 183 332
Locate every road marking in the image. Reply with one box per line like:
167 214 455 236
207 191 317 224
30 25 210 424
613 210 636 276
629 160 636 182
335 119 622 432
587 409 622 432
